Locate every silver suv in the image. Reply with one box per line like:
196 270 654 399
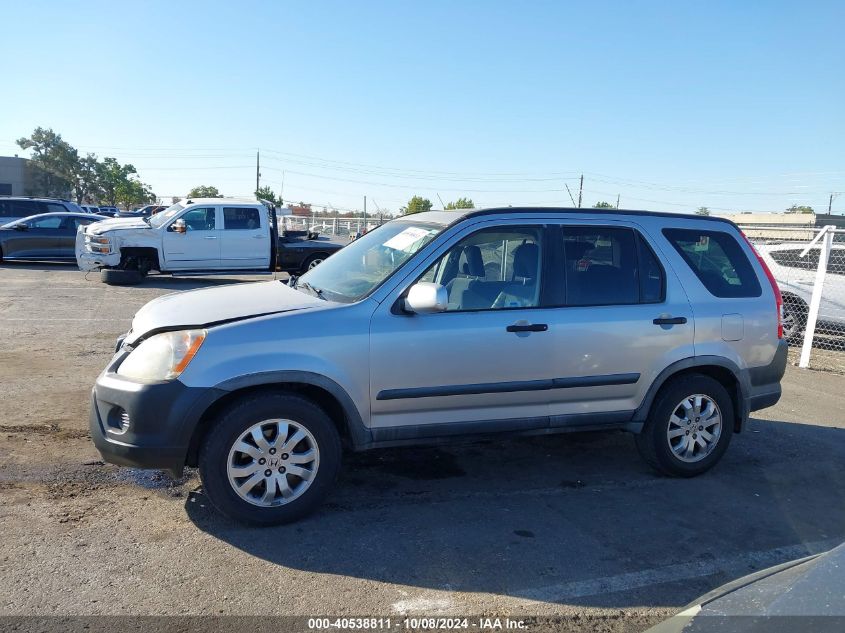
89 208 787 525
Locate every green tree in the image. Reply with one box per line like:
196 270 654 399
74 154 102 204
116 177 155 210
785 205 814 214
593 201 616 209
696 206 711 216
16 127 80 197
444 197 474 210
255 185 279 204
187 185 222 198
97 157 138 207
401 195 433 215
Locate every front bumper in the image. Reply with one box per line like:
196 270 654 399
76 249 120 272
89 351 225 476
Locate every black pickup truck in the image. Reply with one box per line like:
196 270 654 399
277 229 348 274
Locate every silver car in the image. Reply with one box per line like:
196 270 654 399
89 208 787 525
756 242 845 340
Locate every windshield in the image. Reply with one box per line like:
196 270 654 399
148 202 185 228
296 220 442 303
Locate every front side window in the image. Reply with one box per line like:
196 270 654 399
223 207 261 230
295 220 442 303
46 203 68 214
149 202 184 228
663 228 761 298
27 215 63 229
178 207 216 231
420 227 543 311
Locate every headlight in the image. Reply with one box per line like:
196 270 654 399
117 329 206 381
86 235 112 254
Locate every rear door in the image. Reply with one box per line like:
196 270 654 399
161 206 221 270
220 206 270 269
56 216 97 258
543 221 695 425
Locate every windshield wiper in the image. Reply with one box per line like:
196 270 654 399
295 279 326 300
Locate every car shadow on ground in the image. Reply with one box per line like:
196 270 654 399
184 418 845 609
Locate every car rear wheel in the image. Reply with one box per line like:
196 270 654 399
300 253 328 273
635 374 734 477
199 392 341 526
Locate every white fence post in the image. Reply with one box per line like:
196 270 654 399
799 225 836 368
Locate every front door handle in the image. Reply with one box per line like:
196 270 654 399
203 235 218 240
653 316 687 325
506 323 548 333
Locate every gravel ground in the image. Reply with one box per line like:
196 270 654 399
1 263 844 632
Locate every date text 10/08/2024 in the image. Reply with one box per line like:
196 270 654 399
307 617 529 630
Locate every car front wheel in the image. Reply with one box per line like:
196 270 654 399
635 374 734 477
199 392 342 525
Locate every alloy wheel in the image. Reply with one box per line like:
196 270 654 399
226 419 320 507
666 394 722 463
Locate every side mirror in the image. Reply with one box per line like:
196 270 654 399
404 282 448 314
172 219 187 234
12 223 28 231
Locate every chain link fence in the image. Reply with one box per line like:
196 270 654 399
280 214 384 238
741 224 845 373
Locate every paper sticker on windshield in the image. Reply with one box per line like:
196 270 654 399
383 227 433 252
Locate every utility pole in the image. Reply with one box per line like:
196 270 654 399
363 195 367 226
616 193 620 209
255 150 260 194
577 174 583 208
829 193 834 214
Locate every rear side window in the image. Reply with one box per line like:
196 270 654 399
223 207 261 230
560 226 664 305
663 228 761 298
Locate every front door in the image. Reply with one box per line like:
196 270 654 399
369 223 554 434
5 215 63 258
162 206 221 270
220 206 270 269
543 222 694 425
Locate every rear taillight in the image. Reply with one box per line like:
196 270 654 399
741 232 783 339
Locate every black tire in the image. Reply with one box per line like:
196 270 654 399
100 268 143 286
635 374 734 477
300 253 328 274
199 392 342 526
782 295 807 344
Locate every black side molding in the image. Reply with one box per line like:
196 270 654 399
376 373 640 401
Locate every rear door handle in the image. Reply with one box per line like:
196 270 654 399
506 323 548 333
203 236 217 240
653 316 687 325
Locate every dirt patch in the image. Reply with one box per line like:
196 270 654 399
1 423 89 441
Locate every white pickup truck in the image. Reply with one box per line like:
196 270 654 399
76 197 281 285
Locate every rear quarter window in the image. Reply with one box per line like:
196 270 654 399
663 228 761 298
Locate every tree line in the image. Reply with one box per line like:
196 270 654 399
16 127 155 209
